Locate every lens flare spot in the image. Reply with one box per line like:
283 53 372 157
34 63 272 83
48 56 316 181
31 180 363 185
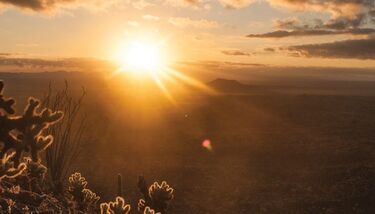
202 139 212 151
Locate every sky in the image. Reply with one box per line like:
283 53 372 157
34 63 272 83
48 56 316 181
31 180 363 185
0 0 375 69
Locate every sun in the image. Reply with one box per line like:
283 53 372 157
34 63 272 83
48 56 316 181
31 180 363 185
111 38 215 103
115 40 164 73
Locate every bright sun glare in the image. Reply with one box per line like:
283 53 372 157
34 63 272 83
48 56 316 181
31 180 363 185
116 41 163 73
112 39 215 103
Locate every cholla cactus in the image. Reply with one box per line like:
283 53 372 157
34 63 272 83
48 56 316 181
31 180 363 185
68 172 99 212
0 81 63 167
144 206 160 214
138 176 174 213
0 81 66 212
14 158 47 193
0 152 26 180
0 82 176 213
0 81 15 114
68 172 88 195
24 158 47 180
101 203 110 214
100 196 131 214
82 189 100 207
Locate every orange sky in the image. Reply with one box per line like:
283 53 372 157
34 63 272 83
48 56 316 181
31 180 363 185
0 0 374 68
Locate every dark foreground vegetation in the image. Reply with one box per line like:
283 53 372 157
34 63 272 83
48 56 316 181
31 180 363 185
0 72 374 213
0 80 174 213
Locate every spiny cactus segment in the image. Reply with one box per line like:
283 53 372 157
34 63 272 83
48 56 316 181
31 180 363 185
100 196 131 214
0 152 26 180
138 176 174 213
0 81 15 114
68 172 88 194
144 206 160 214
82 188 100 206
68 172 100 212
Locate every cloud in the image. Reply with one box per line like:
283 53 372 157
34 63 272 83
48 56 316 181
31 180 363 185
274 16 370 31
0 0 121 12
218 0 256 9
127 21 139 27
247 1 375 40
286 37 375 59
269 0 374 17
159 0 254 9
247 28 375 38
0 56 116 72
0 53 13 57
0 0 53 11
221 50 251 56
177 60 265 70
269 0 375 29
129 0 153 9
264 47 275 52
142 14 160 21
165 0 210 9
15 43 39 47
273 17 302 30
247 13 375 38
165 0 198 7
168 17 219 28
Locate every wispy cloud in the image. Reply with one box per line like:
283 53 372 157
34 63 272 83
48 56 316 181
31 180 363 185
142 14 160 21
0 53 14 57
169 17 219 29
221 50 251 56
129 0 154 10
165 0 211 9
127 21 140 27
264 47 275 52
218 0 256 9
0 56 115 72
16 43 40 47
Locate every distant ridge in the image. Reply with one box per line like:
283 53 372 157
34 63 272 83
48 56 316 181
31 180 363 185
207 78 252 93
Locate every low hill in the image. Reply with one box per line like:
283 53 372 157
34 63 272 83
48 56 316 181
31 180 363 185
207 78 252 93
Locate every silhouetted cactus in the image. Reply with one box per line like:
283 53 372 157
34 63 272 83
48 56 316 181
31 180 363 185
14 158 47 193
68 172 100 212
0 81 66 212
0 80 61 180
0 81 15 114
0 81 63 167
118 173 123 198
101 203 110 214
82 188 100 208
137 176 174 213
0 152 26 180
100 196 131 214
0 81 175 213
144 206 160 214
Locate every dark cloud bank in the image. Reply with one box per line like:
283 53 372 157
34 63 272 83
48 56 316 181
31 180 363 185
0 0 72 11
287 38 375 60
247 0 375 60
247 29 375 38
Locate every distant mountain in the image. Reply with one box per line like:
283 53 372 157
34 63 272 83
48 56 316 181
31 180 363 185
207 78 252 93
